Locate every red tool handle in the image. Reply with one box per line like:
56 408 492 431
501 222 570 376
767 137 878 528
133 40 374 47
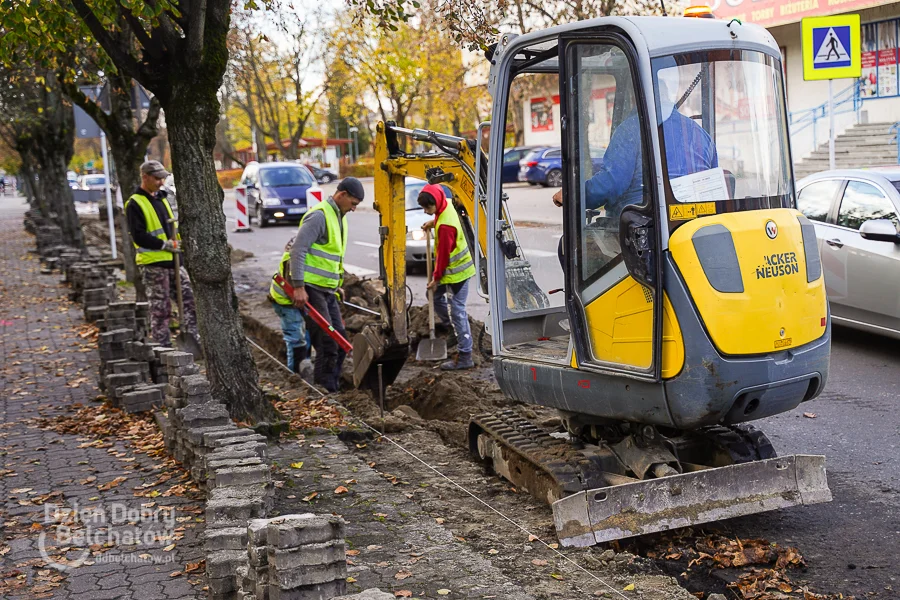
274 275 353 353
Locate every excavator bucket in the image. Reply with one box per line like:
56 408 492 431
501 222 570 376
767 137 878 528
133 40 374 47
553 455 831 547
352 324 409 392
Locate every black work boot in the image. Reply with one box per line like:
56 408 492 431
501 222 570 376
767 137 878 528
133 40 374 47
441 351 474 371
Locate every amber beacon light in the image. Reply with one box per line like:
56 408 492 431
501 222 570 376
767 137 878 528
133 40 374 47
683 5 715 17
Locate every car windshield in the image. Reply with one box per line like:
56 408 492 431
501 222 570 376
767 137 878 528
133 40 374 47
522 149 544 164
890 180 900 196
259 167 313 187
85 176 104 185
653 50 792 232
405 182 453 210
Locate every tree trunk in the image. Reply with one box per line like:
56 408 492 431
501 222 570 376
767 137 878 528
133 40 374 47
162 88 269 422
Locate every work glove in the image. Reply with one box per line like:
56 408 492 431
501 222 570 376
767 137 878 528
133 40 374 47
162 239 179 253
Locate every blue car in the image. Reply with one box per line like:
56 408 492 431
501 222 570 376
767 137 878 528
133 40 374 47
502 146 538 183
239 162 316 228
519 147 605 187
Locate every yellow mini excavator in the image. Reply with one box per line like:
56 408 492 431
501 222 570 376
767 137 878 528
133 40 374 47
353 12 833 547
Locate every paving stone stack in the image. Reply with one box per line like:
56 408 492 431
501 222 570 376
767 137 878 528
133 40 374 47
96 327 165 413
101 301 136 333
209 515 347 600
266 514 347 600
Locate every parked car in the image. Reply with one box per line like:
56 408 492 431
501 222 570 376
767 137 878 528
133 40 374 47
403 177 455 273
502 146 536 183
518 146 605 187
796 168 900 339
79 174 113 191
309 166 338 184
239 162 316 227
67 171 79 190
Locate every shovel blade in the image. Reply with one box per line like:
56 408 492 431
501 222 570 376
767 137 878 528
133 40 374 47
415 337 447 362
176 333 204 360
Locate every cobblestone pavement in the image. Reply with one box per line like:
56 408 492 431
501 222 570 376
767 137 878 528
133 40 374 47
0 199 206 599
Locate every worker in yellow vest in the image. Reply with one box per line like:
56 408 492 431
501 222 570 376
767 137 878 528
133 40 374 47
125 161 198 346
288 177 364 392
268 235 313 378
418 183 476 370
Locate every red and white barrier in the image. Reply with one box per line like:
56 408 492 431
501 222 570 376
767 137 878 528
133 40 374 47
306 186 323 207
234 185 251 232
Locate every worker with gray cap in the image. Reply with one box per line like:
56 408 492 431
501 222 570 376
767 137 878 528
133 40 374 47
287 177 364 392
125 160 199 346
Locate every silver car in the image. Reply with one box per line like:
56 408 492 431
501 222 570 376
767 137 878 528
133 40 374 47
796 168 900 339
403 178 454 274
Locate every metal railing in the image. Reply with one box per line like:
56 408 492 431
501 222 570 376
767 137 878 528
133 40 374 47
788 80 862 149
889 122 900 165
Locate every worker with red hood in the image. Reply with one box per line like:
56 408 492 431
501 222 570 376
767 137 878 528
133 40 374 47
418 183 476 370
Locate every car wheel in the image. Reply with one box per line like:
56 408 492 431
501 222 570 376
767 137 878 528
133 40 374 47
322 175 333 183
545 169 563 188
256 203 268 228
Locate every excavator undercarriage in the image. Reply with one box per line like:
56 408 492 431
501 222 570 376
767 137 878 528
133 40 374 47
469 411 831 546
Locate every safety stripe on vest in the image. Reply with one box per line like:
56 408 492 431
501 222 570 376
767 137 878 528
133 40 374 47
305 265 341 281
148 228 165 237
308 247 342 262
449 246 469 262
444 259 474 275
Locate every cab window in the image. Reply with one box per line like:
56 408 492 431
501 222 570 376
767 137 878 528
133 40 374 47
837 181 898 230
571 43 645 287
797 180 840 222
653 50 793 233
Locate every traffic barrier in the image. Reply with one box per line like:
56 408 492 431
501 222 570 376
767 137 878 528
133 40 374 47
306 187 323 207
234 185 251 232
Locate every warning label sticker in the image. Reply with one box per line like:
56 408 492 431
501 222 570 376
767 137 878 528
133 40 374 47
668 202 716 221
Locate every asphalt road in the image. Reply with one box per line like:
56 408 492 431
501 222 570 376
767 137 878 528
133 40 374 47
222 182 899 598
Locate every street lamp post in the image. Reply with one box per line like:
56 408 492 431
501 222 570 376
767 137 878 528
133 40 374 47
349 126 359 163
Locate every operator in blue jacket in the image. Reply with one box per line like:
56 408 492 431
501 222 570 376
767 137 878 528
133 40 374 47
552 75 718 217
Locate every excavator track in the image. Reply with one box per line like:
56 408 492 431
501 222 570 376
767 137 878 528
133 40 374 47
469 411 831 546
469 410 586 504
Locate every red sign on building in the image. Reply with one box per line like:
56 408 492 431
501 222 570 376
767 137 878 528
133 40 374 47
710 0 894 28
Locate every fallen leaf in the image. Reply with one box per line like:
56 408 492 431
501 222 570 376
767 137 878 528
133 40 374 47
435 517 445 524
346 550 360 556
346 576 357 583
169 571 182 578
302 492 318 502
528 534 538 542
185 561 204 573
623 583 635 591
334 486 349 495
548 543 559 549
437 589 451 595
803 412 817 419
394 570 413 580
550 573 563 580
532 559 548 566
394 592 412 598
488 549 499 555
163 544 176 552
290 462 304 469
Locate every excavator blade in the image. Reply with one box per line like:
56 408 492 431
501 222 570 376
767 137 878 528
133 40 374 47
553 454 831 547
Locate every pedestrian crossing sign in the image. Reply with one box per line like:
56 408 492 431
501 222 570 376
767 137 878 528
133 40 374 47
802 15 861 81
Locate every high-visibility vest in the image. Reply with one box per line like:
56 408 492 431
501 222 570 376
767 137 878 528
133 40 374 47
301 200 347 289
126 193 178 266
269 251 293 305
435 201 476 285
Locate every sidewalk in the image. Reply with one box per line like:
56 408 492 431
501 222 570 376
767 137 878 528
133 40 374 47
0 198 206 599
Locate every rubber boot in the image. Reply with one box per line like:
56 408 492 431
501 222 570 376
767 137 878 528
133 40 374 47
441 351 474 371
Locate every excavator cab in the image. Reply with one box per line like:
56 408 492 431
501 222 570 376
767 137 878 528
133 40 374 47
474 16 833 545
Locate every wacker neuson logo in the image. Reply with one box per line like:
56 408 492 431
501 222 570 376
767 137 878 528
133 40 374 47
39 501 177 571
756 252 800 279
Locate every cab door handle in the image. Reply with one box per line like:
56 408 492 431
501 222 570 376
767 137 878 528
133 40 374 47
825 238 843 248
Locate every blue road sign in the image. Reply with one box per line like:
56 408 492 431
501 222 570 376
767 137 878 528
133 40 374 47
812 25 852 69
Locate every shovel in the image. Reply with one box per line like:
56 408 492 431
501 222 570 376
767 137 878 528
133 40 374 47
168 220 203 359
416 228 447 361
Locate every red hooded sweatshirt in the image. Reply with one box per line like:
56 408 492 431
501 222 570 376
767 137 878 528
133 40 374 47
421 183 457 283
